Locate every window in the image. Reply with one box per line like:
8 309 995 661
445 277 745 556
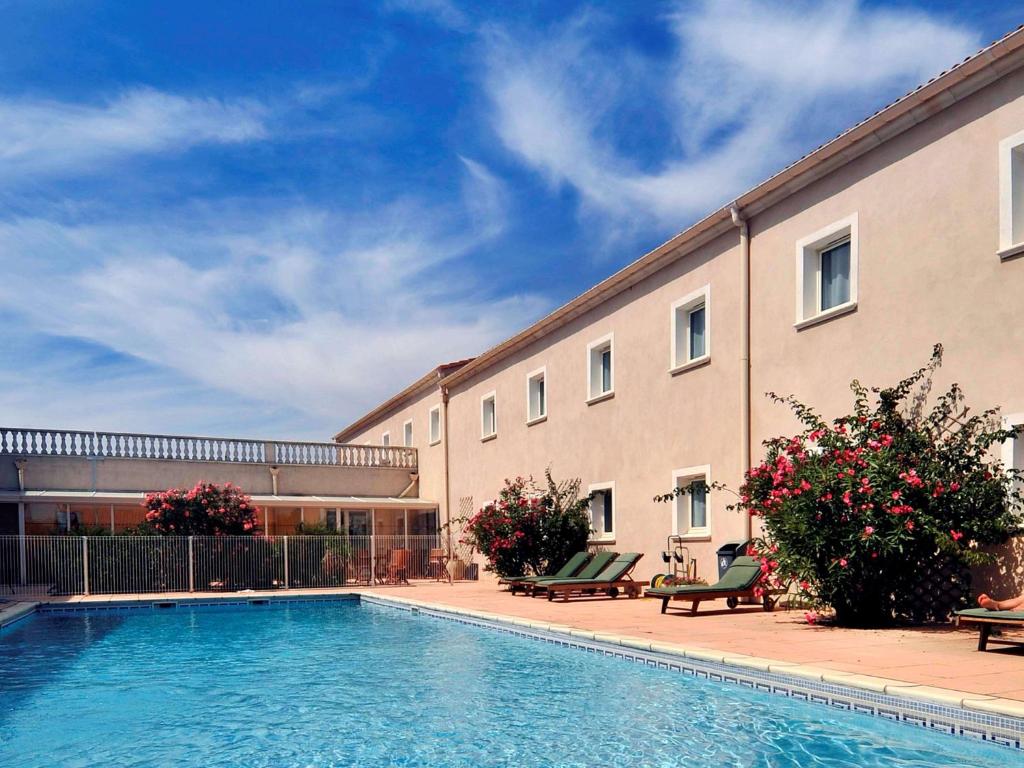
403 419 413 447
428 405 442 445
670 285 711 372
796 214 858 328
526 367 547 424
588 482 615 541
586 334 614 402
480 392 497 440
381 431 390 447
673 466 711 539
999 130 1024 259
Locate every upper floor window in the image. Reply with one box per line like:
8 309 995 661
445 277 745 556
670 285 711 373
527 367 547 424
588 482 615 541
428 405 442 445
586 334 614 403
999 130 1024 259
480 392 497 440
795 214 858 329
381 431 390 447
402 420 413 447
673 466 711 539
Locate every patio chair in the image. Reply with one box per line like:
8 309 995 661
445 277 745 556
646 556 769 615
541 553 644 602
500 551 592 593
523 551 618 597
382 548 411 585
955 608 1024 651
427 548 448 581
348 549 373 585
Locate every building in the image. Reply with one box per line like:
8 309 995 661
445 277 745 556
334 28 1024 583
0 427 433 539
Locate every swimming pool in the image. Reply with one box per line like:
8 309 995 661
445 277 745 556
0 599 1014 767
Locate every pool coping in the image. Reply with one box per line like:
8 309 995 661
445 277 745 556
4 590 1023 750
361 593 1024 750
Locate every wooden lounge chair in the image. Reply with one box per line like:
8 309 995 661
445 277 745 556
525 551 618 597
542 553 644 602
500 551 592 593
955 608 1024 651
647 556 770 614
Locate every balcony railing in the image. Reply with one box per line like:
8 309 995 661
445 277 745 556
0 427 416 470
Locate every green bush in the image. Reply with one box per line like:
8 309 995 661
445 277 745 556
461 470 592 578
733 346 1022 626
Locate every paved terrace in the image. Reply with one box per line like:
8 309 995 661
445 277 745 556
5 578 1023 716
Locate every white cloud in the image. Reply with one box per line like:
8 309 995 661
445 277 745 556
482 0 979 237
0 158 545 438
0 88 266 179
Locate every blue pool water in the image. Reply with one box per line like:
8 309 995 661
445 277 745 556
0 600 1015 767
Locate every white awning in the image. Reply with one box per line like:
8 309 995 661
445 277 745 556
0 490 438 509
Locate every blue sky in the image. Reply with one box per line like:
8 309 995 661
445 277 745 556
0 1 1018 440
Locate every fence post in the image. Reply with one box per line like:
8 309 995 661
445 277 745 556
283 536 289 590
18 502 26 585
188 536 195 593
82 536 90 596
370 534 376 585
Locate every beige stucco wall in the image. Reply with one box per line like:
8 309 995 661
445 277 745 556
3 455 416 499
749 64 1024 453
444 230 745 582
342 66 1024 585
344 384 448 513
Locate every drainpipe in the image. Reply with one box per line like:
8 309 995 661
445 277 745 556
398 472 419 498
730 204 753 542
441 384 453 559
268 465 280 496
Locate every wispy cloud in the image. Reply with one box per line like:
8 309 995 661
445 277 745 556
0 158 545 438
384 0 471 31
482 0 978 240
0 88 266 180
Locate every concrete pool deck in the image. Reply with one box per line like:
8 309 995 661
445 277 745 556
6 579 1023 720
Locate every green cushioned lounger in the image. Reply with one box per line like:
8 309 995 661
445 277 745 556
501 551 592 593
540 553 644 602
955 607 1024 651
647 556 771 615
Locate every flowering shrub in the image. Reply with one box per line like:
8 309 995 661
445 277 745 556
735 346 1022 626
461 471 592 578
142 481 260 536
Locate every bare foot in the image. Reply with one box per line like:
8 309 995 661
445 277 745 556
978 594 998 610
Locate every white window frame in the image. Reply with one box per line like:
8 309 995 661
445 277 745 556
670 284 711 374
794 213 858 329
588 481 615 542
428 404 442 446
381 431 390 447
526 366 547 425
402 419 414 447
586 333 614 404
672 465 712 540
480 391 497 441
999 130 1024 260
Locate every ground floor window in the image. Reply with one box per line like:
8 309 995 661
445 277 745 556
673 465 712 539
588 482 615 541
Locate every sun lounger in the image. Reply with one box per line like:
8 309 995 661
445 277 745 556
540 553 644 602
646 556 769 614
955 608 1024 651
524 551 618 597
500 551 592 593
